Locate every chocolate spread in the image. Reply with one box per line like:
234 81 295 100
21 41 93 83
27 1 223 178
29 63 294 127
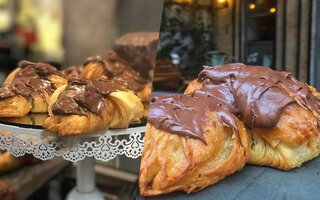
83 51 146 92
52 79 127 115
0 60 61 101
148 63 320 143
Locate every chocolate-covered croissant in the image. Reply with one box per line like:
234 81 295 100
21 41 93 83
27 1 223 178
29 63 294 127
139 63 320 196
0 61 67 117
43 79 144 136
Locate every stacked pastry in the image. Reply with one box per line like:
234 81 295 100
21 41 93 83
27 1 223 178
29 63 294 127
81 50 151 114
139 63 320 196
0 54 146 136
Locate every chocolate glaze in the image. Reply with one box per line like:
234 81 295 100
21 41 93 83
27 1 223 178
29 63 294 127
62 66 83 80
0 60 61 101
52 79 127 116
148 63 320 143
0 85 15 100
83 51 146 92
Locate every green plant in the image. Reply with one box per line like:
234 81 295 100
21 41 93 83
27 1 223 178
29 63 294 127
157 0 216 77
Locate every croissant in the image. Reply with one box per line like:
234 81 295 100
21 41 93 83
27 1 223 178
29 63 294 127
184 68 320 170
139 116 250 196
186 81 320 170
81 51 151 103
0 61 67 117
139 63 320 195
43 79 144 136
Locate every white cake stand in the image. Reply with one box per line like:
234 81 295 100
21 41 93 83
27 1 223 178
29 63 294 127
0 123 145 200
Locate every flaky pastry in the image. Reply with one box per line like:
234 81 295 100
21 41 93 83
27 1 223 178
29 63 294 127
139 116 250 195
186 79 320 171
139 63 320 196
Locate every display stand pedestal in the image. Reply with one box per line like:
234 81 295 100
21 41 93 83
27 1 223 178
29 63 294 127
0 123 145 200
67 157 104 200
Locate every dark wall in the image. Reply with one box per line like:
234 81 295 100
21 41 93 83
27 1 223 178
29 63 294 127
63 0 163 68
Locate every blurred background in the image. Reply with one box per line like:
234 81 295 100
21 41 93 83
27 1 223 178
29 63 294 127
0 0 163 200
0 0 163 82
153 0 320 92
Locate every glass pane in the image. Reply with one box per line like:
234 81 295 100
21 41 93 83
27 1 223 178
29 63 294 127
244 0 276 68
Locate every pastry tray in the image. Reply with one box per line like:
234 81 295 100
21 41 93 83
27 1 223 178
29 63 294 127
0 119 146 162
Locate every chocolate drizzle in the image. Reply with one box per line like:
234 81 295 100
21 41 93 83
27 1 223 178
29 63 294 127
52 79 127 116
62 66 83 80
0 60 61 101
148 63 320 143
83 51 146 92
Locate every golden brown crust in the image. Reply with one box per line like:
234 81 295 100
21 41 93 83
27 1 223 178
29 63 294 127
0 96 32 117
48 74 68 89
81 63 105 81
184 79 202 95
43 113 115 136
108 91 144 128
249 104 320 170
139 114 250 196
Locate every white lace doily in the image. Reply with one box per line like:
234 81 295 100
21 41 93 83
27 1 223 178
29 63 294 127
0 123 145 162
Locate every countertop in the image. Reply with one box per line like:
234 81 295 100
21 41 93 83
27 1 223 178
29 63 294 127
137 156 320 200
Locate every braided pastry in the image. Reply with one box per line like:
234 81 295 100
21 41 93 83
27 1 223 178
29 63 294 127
0 61 67 117
43 79 144 136
81 51 151 103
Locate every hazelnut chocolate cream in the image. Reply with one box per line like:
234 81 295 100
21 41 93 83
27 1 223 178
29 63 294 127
148 63 320 143
83 51 146 92
0 60 61 101
52 79 127 116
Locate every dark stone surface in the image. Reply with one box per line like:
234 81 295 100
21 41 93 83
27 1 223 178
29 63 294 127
137 154 320 200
